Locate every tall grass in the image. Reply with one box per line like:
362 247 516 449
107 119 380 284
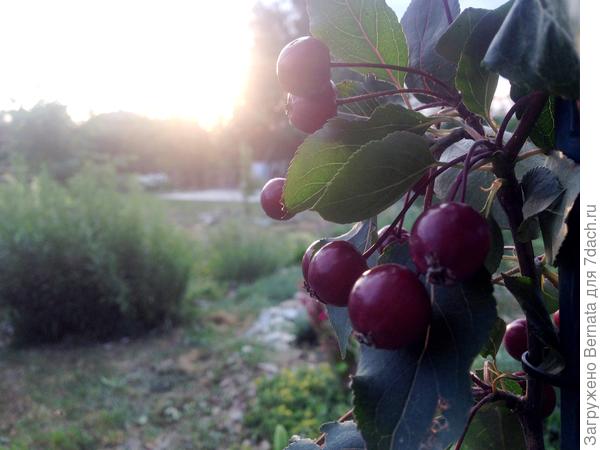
0 167 193 343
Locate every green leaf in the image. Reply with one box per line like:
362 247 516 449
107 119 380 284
314 131 434 223
284 104 432 214
336 78 397 117
326 219 377 358
502 275 559 351
538 151 580 264
308 0 408 86
455 2 513 119
542 277 559 313
320 421 366 449
483 0 579 99
511 84 556 150
516 216 540 243
460 404 526 450
485 215 504 274
521 167 565 220
353 270 497 450
436 8 489 65
480 317 506 359
401 0 460 101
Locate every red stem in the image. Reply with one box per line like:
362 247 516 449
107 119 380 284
445 148 494 201
495 92 538 147
442 0 454 24
414 101 451 112
363 147 492 259
330 62 458 100
455 393 497 450
336 88 448 105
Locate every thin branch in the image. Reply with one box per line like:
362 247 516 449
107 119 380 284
336 88 449 105
454 393 497 450
330 62 458 99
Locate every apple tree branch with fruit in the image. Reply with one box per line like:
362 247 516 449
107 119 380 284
258 1 580 449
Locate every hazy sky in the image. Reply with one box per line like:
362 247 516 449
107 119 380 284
1 0 508 128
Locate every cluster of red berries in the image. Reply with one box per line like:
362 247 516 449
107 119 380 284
262 36 493 350
300 202 490 350
277 36 338 134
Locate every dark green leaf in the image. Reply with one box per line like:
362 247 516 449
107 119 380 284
460 404 526 450
436 8 489 65
511 85 556 150
542 278 559 313
321 421 366 449
502 275 559 351
455 2 513 118
480 317 506 359
516 216 540 243
314 131 434 223
400 0 460 102
485 215 504 274
336 78 397 117
521 167 565 220
353 270 497 450
483 0 579 99
284 439 320 450
327 219 377 358
308 0 408 86
538 151 580 264
284 105 432 214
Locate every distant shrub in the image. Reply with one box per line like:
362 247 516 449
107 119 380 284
201 223 306 283
244 364 350 441
0 168 192 343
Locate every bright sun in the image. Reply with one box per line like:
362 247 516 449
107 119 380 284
1 0 255 129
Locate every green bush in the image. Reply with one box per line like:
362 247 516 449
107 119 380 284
201 223 307 283
0 168 192 343
244 364 350 441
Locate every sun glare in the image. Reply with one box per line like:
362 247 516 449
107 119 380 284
1 0 255 129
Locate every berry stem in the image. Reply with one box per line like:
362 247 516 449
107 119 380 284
460 141 496 202
442 0 454 24
330 62 458 99
363 190 421 259
501 92 548 161
336 88 450 105
414 100 451 111
454 393 497 450
364 145 492 258
495 92 538 147
445 147 495 201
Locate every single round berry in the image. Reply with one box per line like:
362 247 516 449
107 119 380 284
302 239 327 282
277 36 331 97
377 225 409 254
348 264 431 349
286 82 337 134
541 383 557 418
307 240 368 307
553 310 560 328
504 318 528 361
260 178 294 220
409 202 491 284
